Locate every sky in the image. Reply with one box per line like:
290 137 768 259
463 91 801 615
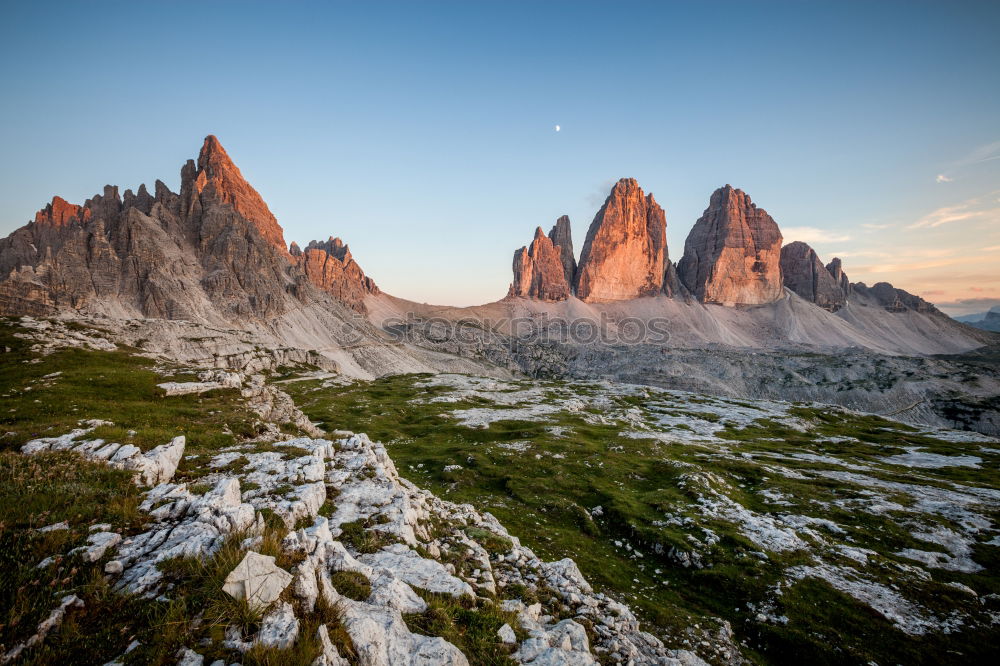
1 1 998 315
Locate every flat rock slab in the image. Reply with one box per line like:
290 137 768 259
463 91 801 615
360 544 473 598
223 551 293 610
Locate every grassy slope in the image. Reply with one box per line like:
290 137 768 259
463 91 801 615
0 319 326 664
285 373 1000 666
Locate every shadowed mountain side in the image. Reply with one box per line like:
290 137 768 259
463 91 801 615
366 291 1000 434
370 288 994 356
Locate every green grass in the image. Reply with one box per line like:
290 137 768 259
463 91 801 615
329 571 371 602
0 319 262 457
285 372 1000 666
403 589 519 666
0 450 153 664
0 318 325 664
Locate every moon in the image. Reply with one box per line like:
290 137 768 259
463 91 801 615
555 125 560 132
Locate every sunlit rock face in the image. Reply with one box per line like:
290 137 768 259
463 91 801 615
292 237 379 313
509 227 571 302
678 185 783 306
181 134 289 257
574 178 667 302
0 135 378 320
780 241 848 311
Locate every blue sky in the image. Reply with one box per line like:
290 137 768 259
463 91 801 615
1 1 998 312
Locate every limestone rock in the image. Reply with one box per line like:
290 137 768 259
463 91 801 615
360 543 474 597
780 241 847 311
366 571 428 613
548 216 576 287
22 426 184 487
678 185 783 305
339 599 470 666
223 551 294 610
293 237 380 313
315 624 350 666
71 531 121 563
498 623 517 644
175 648 204 666
115 478 257 594
509 228 571 301
575 179 667 302
256 601 300 649
1 594 84 663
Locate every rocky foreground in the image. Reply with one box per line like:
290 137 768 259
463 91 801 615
18 423 704 665
2 317 714 665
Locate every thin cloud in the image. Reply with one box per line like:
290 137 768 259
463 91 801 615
934 296 1000 316
963 139 1000 166
861 222 893 230
782 226 851 244
983 245 1000 252
908 194 1000 229
853 254 994 274
930 139 1000 186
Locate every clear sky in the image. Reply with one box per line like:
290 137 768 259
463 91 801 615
1 1 998 314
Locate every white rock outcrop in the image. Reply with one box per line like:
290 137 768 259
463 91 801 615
113 478 257 594
256 601 300 649
339 599 470 666
22 424 185 487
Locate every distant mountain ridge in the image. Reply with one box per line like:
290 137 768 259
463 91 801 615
505 179 942 320
0 136 993 364
957 307 1000 333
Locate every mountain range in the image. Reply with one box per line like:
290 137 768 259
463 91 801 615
956 306 1000 333
1 136 997 433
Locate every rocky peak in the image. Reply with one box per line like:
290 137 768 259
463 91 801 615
574 178 667 302
293 236 379 313
123 183 154 215
34 196 92 227
181 135 288 256
547 215 576 287
0 135 380 321
780 241 847 311
306 237 350 262
508 226 571 302
826 257 850 296
677 185 783 306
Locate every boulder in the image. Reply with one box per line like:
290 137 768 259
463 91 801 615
498 623 517 644
222 551 294 610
